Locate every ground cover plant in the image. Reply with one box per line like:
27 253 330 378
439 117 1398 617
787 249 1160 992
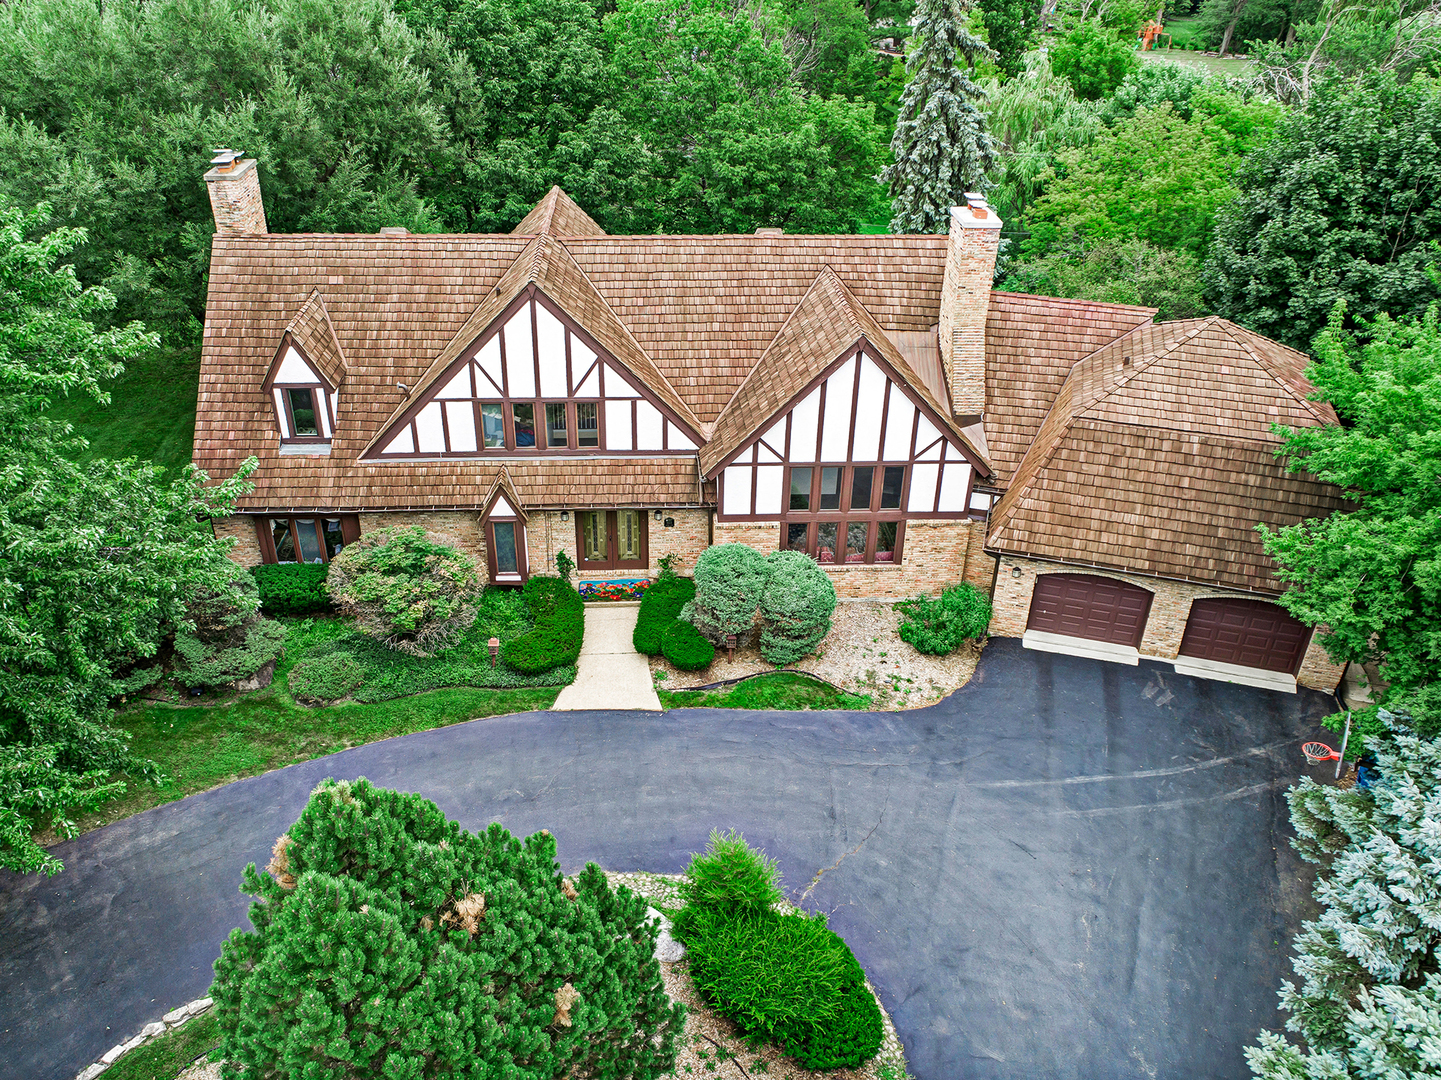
658 672 871 711
213 778 684 1079
100 1011 220 1080
896 583 991 654
673 830 884 1070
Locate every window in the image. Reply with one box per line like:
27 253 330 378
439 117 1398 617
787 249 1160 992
262 515 357 563
880 466 904 510
481 404 504 448
819 467 841 510
576 509 647 569
816 522 838 564
778 464 906 565
546 403 568 448
512 403 536 447
577 402 599 448
789 468 812 511
493 521 519 575
850 467 873 512
287 388 319 436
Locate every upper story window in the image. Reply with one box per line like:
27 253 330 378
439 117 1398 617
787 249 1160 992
267 342 336 450
370 295 701 458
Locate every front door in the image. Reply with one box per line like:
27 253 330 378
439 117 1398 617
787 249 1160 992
576 509 647 572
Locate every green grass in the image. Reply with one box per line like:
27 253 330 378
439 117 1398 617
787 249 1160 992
1142 47 1255 78
102 1011 220 1080
658 672 872 711
47 346 200 476
68 620 559 837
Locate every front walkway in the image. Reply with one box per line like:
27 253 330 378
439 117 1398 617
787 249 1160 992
551 603 661 711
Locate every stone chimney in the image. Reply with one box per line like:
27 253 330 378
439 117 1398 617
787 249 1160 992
938 193 1002 419
204 148 268 235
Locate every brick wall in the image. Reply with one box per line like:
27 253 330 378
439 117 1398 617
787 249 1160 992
989 555 1345 691
359 511 487 564
938 202 1002 416
526 508 711 580
204 159 268 235
214 515 263 566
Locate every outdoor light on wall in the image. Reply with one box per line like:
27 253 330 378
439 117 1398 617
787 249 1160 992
1012 566 1022 578
654 509 663 521
560 510 569 521
488 637 500 667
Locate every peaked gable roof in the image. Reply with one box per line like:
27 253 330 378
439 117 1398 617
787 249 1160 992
512 186 607 237
701 266 990 476
480 467 527 521
986 316 1345 592
361 233 703 456
270 289 347 389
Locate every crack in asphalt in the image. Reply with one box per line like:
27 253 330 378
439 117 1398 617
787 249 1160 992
799 804 886 906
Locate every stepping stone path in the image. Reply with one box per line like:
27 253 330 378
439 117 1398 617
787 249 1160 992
552 603 661 712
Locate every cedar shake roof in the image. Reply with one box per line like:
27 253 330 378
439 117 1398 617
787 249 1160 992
480 467 527 521
983 293 1156 484
701 267 989 476
280 289 347 388
986 317 1346 593
512 185 607 237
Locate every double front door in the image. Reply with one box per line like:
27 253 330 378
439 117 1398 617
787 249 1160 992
577 509 646 571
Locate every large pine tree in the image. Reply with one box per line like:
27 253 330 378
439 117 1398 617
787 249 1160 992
882 0 997 233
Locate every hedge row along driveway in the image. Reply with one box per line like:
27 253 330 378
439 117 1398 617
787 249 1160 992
0 639 1338 1080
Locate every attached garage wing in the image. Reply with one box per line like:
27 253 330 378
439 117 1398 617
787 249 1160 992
1026 574 1152 649
1178 598 1309 675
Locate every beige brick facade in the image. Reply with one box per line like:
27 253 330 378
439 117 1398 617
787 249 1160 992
938 200 1003 417
525 508 711 580
214 515 263 566
989 555 1345 691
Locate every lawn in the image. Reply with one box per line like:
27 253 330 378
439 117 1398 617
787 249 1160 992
47 345 201 476
63 618 559 838
1141 47 1255 79
657 671 872 711
103 1012 221 1080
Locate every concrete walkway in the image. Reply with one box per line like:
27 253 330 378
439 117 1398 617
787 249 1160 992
551 603 661 711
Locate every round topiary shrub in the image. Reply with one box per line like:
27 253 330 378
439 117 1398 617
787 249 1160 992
662 621 715 671
895 582 992 655
212 778 684 1080
326 526 480 656
288 648 365 703
758 550 837 666
690 544 769 644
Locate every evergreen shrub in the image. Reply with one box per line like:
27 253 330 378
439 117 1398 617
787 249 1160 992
173 570 286 688
212 779 684 1079
251 563 333 616
326 527 480 656
288 650 365 703
662 621 715 671
502 575 584 673
691 544 769 644
676 829 783 927
896 583 992 654
758 551 837 665
633 577 696 655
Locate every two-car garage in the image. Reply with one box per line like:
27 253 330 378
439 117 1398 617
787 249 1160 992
1021 572 1312 691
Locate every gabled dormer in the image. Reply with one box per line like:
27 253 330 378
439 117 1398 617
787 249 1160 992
264 290 347 454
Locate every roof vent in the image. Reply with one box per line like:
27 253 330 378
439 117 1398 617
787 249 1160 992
755 227 783 236
379 226 409 236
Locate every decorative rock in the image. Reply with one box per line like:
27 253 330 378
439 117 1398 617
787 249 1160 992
77 1064 107 1080
141 1021 166 1039
164 1005 190 1025
122 1033 148 1052
646 907 686 963
100 1043 128 1065
188 996 214 1015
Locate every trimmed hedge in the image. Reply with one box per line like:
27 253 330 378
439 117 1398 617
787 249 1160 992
634 577 696 655
502 575 584 674
662 621 715 671
251 563 333 616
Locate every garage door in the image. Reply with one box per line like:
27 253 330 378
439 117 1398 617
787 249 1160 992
1026 574 1152 648
1178 598 1310 674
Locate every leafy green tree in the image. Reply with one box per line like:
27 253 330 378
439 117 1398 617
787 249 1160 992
213 777 684 1079
1023 91 1280 260
883 0 997 233
1206 73 1441 351
1247 727 1441 1077
1000 237 1205 319
978 0 1040 78
688 543 770 643
1259 303 1441 732
1049 19 1139 100
0 201 256 875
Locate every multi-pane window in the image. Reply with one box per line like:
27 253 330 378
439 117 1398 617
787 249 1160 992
577 402 599 448
492 521 519 575
545 403 568 448
265 516 354 564
780 464 906 564
481 404 504 448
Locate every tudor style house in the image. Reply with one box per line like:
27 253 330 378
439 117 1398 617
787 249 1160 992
195 151 1347 694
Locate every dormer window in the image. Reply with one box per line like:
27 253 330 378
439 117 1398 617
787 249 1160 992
265 337 337 453
285 387 321 437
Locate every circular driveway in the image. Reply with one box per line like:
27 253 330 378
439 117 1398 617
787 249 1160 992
0 639 1335 1080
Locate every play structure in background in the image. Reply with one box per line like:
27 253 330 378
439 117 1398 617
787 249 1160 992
1138 20 1170 50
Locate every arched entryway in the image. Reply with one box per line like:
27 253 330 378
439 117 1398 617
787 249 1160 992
1025 573 1153 649
1178 597 1310 676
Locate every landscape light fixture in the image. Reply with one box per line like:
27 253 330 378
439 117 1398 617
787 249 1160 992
488 637 500 667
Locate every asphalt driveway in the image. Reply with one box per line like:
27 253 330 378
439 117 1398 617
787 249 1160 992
0 639 1337 1080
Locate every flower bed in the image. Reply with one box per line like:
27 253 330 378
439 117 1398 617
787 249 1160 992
579 578 651 602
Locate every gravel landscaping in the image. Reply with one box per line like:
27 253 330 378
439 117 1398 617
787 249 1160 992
650 602 981 709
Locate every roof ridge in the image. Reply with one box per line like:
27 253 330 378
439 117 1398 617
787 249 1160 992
1215 318 1333 425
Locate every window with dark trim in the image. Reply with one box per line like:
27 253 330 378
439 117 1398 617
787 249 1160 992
484 513 528 582
575 509 647 570
258 515 359 563
779 464 905 564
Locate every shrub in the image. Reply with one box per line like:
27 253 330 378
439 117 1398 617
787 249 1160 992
473 586 531 641
634 577 697 655
326 527 480 656
691 544 769 643
896 583 992 654
288 649 365 703
1050 21 1139 101
212 779 684 1079
173 570 286 688
663 621 715 671
251 563 333 616
555 549 574 583
677 829 783 925
758 551 837 665
502 575 584 673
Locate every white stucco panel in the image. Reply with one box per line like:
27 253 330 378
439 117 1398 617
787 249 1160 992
275 346 319 385
755 465 783 514
415 402 446 453
445 400 476 452
605 400 632 450
636 400 664 450
722 466 752 515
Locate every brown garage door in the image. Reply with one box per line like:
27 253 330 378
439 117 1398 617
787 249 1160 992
1178 598 1310 674
1026 574 1153 648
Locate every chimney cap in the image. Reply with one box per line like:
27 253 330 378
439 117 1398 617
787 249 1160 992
379 226 410 236
210 148 245 169
754 227 783 236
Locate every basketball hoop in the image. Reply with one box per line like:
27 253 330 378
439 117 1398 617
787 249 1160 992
1303 741 1341 765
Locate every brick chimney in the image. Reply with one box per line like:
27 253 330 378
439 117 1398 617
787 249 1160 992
938 194 1002 419
204 148 268 235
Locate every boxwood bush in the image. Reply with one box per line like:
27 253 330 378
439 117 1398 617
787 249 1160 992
662 621 715 671
633 577 696 655
502 575 584 673
896 583 992 654
251 563 333 616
